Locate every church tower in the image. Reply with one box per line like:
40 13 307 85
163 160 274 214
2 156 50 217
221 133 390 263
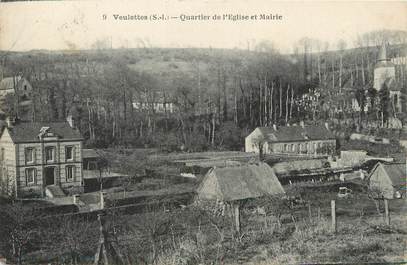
373 42 396 91
373 42 403 114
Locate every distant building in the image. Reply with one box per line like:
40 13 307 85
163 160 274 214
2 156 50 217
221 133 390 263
369 162 406 199
373 43 403 113
0 119 83 198
196 162 285 202
0 76 32 101
132 91 176 113
245 123 336 156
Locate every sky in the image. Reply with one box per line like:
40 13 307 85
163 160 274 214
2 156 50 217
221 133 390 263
0 0 406 53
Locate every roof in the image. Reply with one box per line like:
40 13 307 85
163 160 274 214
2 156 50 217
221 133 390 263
375 42 395 68
381 163 406 187
371 162 406 187
197 162 285 201
83 149 100 159
256 124 335 142
5 121 83 143
272 159 325 176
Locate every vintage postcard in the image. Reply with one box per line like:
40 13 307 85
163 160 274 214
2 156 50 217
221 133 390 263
0 1 406 264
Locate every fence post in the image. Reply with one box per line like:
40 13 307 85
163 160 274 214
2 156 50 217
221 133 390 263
100 191 106 209
331 200 336 233
384 199 390 226
234 202 240 233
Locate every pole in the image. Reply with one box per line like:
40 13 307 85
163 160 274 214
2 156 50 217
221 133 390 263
384 199 390 226
331 200 336 233
234 202 240 233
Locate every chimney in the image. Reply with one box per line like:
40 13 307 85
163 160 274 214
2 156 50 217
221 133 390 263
273 124 277 131
325 122 330 130
5 117 14 128
300 121 305 128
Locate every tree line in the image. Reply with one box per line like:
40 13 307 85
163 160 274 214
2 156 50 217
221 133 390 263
1 30 406 150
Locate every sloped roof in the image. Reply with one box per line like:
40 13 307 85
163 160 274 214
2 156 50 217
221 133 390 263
197 162 285 201
83 149 100 159
257 125 335 142
5 121 83 143
272 159 325 176
370 162 406 188
381 163 406 187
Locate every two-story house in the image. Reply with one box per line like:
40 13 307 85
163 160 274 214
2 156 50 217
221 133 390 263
0 119 84 198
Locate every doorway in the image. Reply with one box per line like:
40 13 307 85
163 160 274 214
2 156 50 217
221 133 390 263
44 167 55 186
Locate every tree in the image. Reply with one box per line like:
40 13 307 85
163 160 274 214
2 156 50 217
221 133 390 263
0 163 14 198
40 215 98 265
217 121 242 150
378 85 390 127
128 200 171 263
252 134 266 160
0 202 39 265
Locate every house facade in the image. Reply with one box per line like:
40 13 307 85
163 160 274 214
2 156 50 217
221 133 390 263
245 123 336 156
0 120 83 198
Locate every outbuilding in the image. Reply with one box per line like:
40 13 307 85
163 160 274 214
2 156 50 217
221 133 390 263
369 162 406 199
196 162 285 231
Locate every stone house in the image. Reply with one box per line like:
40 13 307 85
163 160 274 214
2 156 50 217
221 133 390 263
245 123 336 156
0 120 83 197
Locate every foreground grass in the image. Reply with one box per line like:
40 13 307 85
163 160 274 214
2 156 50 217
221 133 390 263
231 214 406 264
153 210 406 265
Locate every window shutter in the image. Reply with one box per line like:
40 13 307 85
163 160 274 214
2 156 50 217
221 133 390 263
33 148 36 163
34 168 37 184
25 169 28 186
73 146 76 161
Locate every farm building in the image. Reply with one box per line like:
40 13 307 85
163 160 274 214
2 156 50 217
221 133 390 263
0 119 83 198
245 123 336 156
196 162 285 202
369 162 406 199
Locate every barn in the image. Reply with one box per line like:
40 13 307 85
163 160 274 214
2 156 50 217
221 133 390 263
369 162 406 199
196 162 285 202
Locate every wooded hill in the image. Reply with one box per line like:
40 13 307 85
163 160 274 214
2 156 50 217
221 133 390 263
1 31 406 150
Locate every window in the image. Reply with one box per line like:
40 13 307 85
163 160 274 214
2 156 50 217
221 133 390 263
283 144 287 152
45 147 55 162
25 148 35 164
25 168 36 185
65 146 74 161
88 161 97 170
66 166 75 181
0 148 4 161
